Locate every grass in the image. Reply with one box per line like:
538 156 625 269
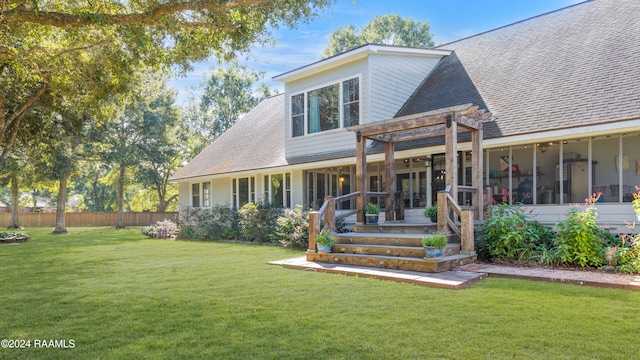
1 227 639 359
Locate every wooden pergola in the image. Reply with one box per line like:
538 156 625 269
346 104 492 225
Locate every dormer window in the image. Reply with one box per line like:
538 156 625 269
291 76 360 137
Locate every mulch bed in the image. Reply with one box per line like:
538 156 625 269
0 236 29 244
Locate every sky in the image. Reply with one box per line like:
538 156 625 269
168 0 584 105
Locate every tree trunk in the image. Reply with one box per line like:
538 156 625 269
52 175 68 234
8 174 21 229
157 187 166 213
116 164 126 229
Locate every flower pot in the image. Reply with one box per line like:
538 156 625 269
429 215 437 223
424 246 443 258
365 214 379 225
317 243 332 253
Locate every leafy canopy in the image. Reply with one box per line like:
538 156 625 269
323 14 434 58
0 0 332 170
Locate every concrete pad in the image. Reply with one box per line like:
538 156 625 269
269 257 487 290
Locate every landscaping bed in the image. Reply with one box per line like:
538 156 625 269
0 231 29 244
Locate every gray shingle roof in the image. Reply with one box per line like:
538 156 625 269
398 0 640 139
174 0 640 179
170 94 287 181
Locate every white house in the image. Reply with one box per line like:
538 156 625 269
172 0 640 233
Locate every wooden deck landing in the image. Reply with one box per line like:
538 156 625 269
306 223 477 274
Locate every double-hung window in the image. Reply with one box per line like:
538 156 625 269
342 78 360 127
262 173 291 208
202 182 211 207
191 183 200 207
232 177 255 208
291 76 360 137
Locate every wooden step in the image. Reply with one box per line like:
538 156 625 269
335 233 424 247
306 252 477 273
334 232 459 247
353 223 437 234
332 243 461 258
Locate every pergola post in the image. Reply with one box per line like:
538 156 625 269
384 142 396 222
355 131 367 224
471 124 484 219
444 115 458 202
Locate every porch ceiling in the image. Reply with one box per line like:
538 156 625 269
346 103 492 143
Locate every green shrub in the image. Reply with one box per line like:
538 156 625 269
615 189 640 273
554 204 605 268
476 203 544 260
178 205 240 240
275 205 309 249
238 202 282 242
177 225 199 240
616 242 640 274
141 219 178 239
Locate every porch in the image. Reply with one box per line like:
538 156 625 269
305 104 492 273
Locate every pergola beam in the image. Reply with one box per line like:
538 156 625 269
347 104 475 137
369 125 472 143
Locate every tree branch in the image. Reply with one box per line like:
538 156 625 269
6 82 48 126
1 0 271 28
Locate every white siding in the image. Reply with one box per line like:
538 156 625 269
291 169 305 206
212 178 230 206
368 54 442 121
284 59 368 158
178 182 190 209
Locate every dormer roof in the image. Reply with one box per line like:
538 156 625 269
273 44 450 83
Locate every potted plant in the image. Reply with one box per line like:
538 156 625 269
365 202 380 225
316 231 335 253
424 204 438 223
421 233 447 258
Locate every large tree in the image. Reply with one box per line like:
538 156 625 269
74 162 117 212
96 71 182 227
322 14 434 58
182 62 272 157
35 113 89 234
0 0 332 172
135 75 181 213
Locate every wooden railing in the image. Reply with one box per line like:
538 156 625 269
307 190 407 253
437 186 476 255
308 191 360 253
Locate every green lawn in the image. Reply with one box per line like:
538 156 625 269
1 228 639 359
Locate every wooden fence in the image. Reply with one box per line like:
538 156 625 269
0 212 178 228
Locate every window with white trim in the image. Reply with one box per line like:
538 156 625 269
262 173 292 208
232 177 256 208
202 182 211 207
191 183 200 207
291 76 360 137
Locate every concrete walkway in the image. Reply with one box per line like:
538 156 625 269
270 257 640 291
459 263 640 291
